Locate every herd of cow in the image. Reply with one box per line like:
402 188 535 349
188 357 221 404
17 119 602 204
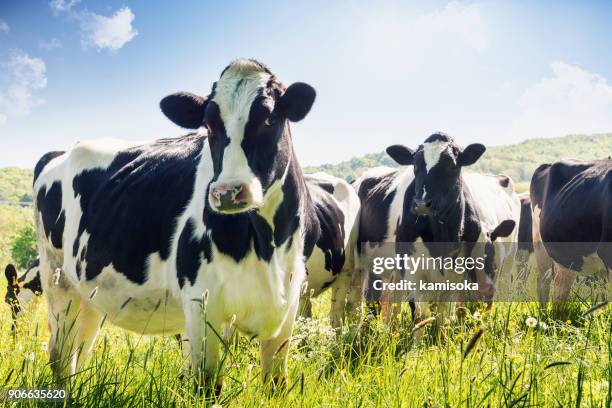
3 59 611 394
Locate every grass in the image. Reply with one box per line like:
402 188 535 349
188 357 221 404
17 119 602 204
1 271 611 407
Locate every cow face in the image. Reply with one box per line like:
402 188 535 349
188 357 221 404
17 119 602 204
4 262 43 333
386 133 486 216
160 59 316 214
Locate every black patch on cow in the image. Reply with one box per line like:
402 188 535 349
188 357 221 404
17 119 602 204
22 272 42 294
310 185 346 275
36 181 65 249
497 175 510 188
357 170 399 249
70 134 205 284
424 132 453 144
177 219 213 288
34 151 65 184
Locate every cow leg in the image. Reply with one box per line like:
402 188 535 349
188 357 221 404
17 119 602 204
72 302 103 372
552 263 577 319
345 266 364 324
330 272 351 328
260 300 298 392
537 266 554 304
45 283 82 382
532 206 554 303
183 297 223 397
298 291 313 320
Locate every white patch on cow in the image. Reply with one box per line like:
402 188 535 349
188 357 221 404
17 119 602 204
14 264 41 313
210 61 272 207
423 141 450 172
387 167 415 241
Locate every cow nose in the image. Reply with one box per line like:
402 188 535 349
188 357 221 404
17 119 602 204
209 183 249 212
412 198 432 215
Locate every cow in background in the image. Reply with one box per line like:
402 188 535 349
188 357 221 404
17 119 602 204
530 159 612 312
356 133 519 332
386 134 518 326
4 260 43 333
300 172 361 327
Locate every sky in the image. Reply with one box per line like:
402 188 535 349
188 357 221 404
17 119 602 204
1 0 612 168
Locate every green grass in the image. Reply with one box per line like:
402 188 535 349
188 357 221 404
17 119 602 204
1 279 611 407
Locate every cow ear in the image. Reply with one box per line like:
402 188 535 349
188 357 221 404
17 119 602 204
5 264 17 284
277 83 316 122
160 92 207 129
386 145 415 165
490 220 515 242
457 143 486 166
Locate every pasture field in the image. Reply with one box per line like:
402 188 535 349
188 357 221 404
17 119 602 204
1 271 610 407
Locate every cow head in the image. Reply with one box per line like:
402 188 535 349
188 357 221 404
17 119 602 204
386 133 485 217
4 261 43 333
160 59 316 214
478 219 516 300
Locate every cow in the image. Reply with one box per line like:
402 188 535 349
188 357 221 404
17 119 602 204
4 260 43 333
384 134 519 329
34 59 320 394
530 158 612 311
300 172 361 327
355 133 519 332
516 193 533 279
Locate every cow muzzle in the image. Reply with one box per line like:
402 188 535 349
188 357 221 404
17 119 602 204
412 198 432 216
209 182 252 213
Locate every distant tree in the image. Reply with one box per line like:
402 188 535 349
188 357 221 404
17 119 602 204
19 193 33 207
11 225 37 269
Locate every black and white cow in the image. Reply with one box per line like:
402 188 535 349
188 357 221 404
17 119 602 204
34 59 321 392
516 193 533 279
530 159 612 307
4 260 43 332
354 165 428 318
355 133 519 325
301 172 361 327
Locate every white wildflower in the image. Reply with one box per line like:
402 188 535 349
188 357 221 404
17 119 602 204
539 321 548 330
525 317 538 328
41 342 48 351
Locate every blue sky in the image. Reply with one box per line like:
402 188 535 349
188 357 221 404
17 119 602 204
1 1 612 168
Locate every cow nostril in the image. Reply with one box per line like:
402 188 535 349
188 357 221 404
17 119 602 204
425 200 432 208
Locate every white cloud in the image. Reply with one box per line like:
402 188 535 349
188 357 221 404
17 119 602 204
0 19 9 33
0 52 48 125
39 37 63 50
512 62 612 138
80 7 138 52
49 0 80 13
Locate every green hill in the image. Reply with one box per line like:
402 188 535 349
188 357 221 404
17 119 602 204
0 167 34 204
304 133 612 183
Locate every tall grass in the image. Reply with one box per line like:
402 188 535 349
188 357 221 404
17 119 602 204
0 287 610 406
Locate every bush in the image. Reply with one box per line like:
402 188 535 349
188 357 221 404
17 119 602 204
11 225 37 269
